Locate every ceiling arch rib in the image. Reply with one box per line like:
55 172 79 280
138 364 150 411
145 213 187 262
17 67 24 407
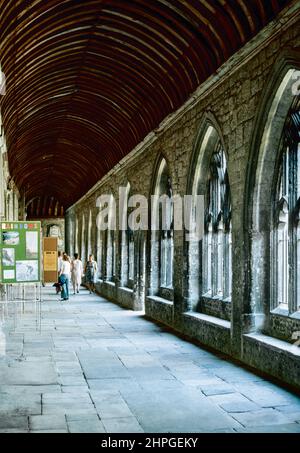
0 0 291 217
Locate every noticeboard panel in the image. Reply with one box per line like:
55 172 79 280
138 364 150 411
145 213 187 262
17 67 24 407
0 221 41 284
43 237 58 283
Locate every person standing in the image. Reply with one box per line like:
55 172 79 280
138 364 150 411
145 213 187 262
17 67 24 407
58 251 63 272
71 253 83 295
63 252 71 263
59 254 71 301
85 255 98 294
56 251 63 294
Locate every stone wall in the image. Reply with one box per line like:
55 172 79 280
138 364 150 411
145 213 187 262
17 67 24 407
39 218 65 252
0 118 19 222
66 4 300 390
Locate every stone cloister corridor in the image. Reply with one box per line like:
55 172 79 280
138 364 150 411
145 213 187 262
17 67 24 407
0 287 299 434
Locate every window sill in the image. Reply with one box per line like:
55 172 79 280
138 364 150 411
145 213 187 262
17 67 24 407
271 307 300 319
183 311 231 330
291 312 300 321
119 286 134 294
147 295 173 306
244 332 300 357
271 306 289 317
105 280 116 287
202 294 231 304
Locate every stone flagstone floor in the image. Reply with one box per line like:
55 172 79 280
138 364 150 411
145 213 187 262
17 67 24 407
0 286 299 433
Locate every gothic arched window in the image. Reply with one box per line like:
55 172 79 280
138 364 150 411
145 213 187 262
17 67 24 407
96 224 103 280
87 209 92 257
128 228 135 283
106 229 116 282
150 158 174 299
188 122 232 320
203 143 232 300
120 183 135 289
272 95 300 313
75 217 79 255
81 214 86 265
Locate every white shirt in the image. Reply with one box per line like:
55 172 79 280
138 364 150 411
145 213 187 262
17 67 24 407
61 261 71 276
72 259 83 275
58 256 63 273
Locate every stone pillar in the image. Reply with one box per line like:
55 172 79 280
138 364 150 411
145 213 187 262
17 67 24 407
173 229 185 328
133 231 146 311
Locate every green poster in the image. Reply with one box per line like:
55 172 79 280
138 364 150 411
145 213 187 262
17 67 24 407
0 221 41 284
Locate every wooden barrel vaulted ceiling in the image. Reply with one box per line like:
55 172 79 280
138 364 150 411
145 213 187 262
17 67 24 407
0 0 292 217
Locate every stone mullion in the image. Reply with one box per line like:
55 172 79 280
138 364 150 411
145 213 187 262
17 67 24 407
119 231 128 287
296 220 300 312
133 233 140 309
114 229 120 288
173 227 185 326
223 230 229 300
102 230 108 282
290 143 298 313
148 233 159 297
139 233 147 306
96 227 101 279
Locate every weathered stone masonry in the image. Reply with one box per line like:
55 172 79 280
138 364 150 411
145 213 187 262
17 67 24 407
66 5 300 390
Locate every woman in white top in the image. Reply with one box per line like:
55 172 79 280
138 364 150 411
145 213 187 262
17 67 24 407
59 254 71 301
55 251 63 294
57 251 63 273
71 253 83 295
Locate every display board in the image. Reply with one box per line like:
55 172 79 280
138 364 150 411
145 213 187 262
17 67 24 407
43 237 58 283
0 221 41 284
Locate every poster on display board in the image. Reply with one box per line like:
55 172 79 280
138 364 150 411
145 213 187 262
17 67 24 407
43 237 58 283
0 221 41 284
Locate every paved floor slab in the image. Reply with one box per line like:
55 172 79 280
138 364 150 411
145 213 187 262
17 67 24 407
235 423 300 433
101 417 144 434
0 393 41 416
0 416 28 430
119 387 242 433
29 415 67 431
0 286 299 433
67 417 106 433
231 409 292 427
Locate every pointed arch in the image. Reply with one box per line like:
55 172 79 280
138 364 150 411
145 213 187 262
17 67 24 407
246 51 300 339
81 213 86 265
68 215 74 258
149 154 174 300
187 112 228 197
75 216 79 257
87 209 93 258
96 212 103 281
186 112 232 320
120 182 135 288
